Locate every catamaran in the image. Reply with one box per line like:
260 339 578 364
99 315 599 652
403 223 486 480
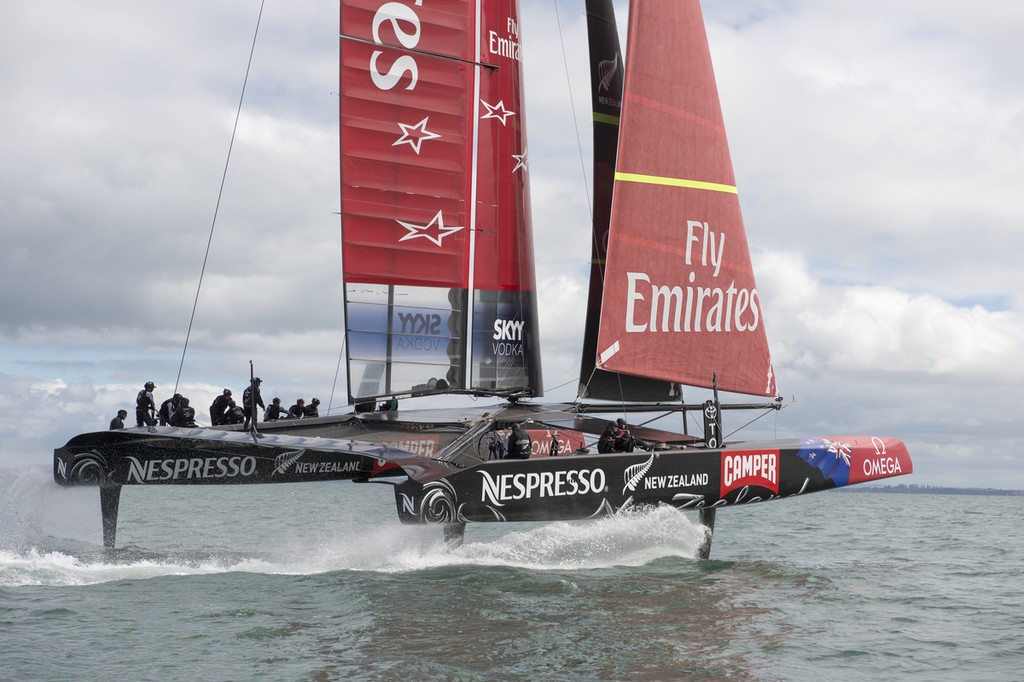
53 0 912 557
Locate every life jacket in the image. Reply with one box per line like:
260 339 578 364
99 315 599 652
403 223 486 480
506 429 532 459
597 426 620 454
171 406 196 427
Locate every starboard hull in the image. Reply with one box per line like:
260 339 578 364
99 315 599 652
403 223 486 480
392 436 912 524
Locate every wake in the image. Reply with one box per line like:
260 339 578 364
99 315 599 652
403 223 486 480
1 466 708 585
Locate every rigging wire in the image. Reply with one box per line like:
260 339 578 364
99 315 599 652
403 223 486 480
172 0 267 395
328 220 346 416
723 407 779 441
550 0 605 406
552 0 644 414
552 0 594 222
545 375 582 394
327 335 346 416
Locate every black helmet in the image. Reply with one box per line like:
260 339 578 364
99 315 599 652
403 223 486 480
145 381 155 389
616 418 626 427
223 388 232 396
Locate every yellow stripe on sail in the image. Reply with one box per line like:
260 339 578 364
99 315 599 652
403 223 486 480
614 171 738 195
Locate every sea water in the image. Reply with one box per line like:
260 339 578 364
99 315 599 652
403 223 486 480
1 466 1021 681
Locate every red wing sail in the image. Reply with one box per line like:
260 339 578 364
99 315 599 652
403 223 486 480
596 0 776 397
340 0 474 288
340 0 542 402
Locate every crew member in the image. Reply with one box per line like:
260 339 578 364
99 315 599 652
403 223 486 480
264 397 287 421
210 389 233 426
288 398 306 419
242 377 265 429
136 381 157 427
304 397 321 418
598 418 633 453
170 397 197 427
158 394 181 426
109 409 128 430
504 423 532 459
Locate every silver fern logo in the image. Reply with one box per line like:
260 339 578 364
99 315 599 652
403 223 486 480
273 449 306 476
623 454 655 495
598 55 619 93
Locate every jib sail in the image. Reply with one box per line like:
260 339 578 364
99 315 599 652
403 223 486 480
595 0 776 397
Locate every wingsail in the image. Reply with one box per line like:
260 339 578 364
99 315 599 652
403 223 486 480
339 0 542 403
595 0 777 397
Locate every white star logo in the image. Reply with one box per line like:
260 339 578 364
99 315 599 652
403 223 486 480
393 117 441 155
512 152 528 173
397 210 465 247
480 99 515 126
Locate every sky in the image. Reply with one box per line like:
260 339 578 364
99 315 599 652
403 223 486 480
1 0 1021 488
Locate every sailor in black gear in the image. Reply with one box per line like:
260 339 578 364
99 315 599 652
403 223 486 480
598 418 632 453
170 397 197 427
210 389 233 426
264 397 287 421
136 381 157 427
288 398 306 419
504 423 532 459
109 409 128 430
242 378 265 429
158 394 181 426
303 398 321 418
226 404 245 424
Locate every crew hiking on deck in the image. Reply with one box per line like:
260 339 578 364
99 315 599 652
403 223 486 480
158 394 182 426
288 398 305 419
264 397 287 421
109 410 128 430
209 389 235 426
597 418 638 453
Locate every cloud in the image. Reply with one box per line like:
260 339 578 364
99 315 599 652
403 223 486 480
758 251 1024 383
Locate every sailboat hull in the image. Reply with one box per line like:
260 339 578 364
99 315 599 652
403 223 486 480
393 436 911 524
55 424 910 545
52 426 457 489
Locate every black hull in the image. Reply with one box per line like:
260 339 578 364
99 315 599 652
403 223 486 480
53 418 911 553
53 426 455 488
394 442 856 524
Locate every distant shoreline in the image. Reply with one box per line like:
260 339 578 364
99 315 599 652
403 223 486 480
839 484 1023 497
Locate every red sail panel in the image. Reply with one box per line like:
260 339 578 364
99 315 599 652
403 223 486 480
340 0 536 291
595 0 776 397
467 0 543 395
472 0 536 292
339 0 542 400
340 0 476 288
